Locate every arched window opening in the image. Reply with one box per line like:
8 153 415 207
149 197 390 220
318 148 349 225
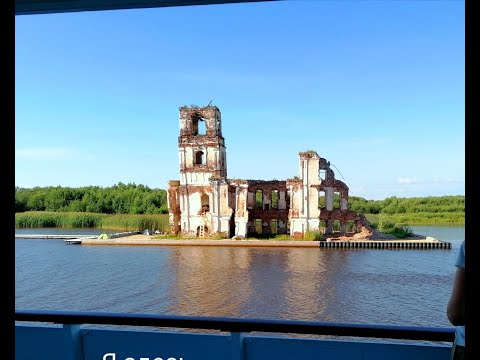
346 220 355 233
319 169 326 180
198 118 206 135
191 114 207 136
318 191 326 209
271 190 279 209
191 115 199 135
333 220 341 232
333 191 341 208
255 190 263 209
189 112 206 135
270 219 278 234
201 194 210 213
319 220 327 234
254 219 262 233
195 151 205 165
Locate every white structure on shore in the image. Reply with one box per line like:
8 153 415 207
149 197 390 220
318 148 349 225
167 105 371 239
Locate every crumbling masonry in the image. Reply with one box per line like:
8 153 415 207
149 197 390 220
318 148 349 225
167 105 373 239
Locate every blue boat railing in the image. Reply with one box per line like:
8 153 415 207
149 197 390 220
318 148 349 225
15 309 455 342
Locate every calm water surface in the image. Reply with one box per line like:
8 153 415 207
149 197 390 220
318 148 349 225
15 226 464 328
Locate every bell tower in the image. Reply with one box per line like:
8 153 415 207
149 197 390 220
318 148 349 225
178 105 227 185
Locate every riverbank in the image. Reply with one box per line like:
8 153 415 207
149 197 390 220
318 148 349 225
77 233 448 248
82 237 321 247
16 230 452 248
15 210 465 231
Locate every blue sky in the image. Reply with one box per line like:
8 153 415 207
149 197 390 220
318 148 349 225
15 0 465 200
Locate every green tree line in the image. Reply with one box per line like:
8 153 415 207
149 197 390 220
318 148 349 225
348 195 464 214
15 183 168 215
15 184 464 219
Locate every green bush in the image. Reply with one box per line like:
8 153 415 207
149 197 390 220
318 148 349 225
378 216 396 233
377 216 415 238
390 223 414 238
303 230 325 241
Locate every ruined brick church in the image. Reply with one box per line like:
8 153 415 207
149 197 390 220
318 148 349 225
167 105 371 239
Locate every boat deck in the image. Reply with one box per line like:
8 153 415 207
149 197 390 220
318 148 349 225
15 310 455 360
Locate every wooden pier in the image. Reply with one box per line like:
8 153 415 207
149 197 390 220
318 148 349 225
15 234 95 239
16 231 140 241
64 238 85 244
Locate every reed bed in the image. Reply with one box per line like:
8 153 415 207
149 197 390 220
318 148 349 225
15 211 463 235
15 212 170 232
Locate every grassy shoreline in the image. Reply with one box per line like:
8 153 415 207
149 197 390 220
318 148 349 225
15 211 464 232
364 213 464 226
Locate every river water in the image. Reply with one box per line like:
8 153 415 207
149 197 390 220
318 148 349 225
15 226 464 328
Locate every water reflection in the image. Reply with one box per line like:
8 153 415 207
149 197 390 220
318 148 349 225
282 249 349 321
166 247 254 317
15 226 464 327
166 247 356 322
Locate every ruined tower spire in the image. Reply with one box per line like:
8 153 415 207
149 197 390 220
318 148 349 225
178 105 227 185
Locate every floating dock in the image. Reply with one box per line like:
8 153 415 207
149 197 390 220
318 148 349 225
320 240 451 249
